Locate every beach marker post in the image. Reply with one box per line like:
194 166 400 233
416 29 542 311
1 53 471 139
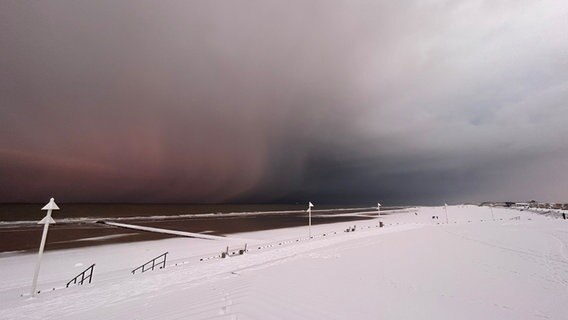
377 202 381 216
307 202 314 238
30 198 59 297
444 203 449 224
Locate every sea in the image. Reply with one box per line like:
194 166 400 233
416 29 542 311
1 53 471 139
0 203 397 253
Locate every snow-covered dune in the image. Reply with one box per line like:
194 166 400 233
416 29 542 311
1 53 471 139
1 205 567 319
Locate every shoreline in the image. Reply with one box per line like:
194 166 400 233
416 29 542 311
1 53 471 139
0 213 375 253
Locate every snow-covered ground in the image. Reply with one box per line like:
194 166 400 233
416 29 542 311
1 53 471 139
1 205 567 319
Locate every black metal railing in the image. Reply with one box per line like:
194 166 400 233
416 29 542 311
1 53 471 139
66 264 95 288
132 252 168 274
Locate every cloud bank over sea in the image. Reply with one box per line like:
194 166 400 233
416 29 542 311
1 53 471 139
1 0 567 204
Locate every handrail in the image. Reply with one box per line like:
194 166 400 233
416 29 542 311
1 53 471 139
132 252 168 274
66 264 95 288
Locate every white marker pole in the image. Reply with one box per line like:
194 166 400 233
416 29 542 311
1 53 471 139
31 198 59 297
377 202 381 216
307 202 314 238
490 205 495 221
444 203 449 224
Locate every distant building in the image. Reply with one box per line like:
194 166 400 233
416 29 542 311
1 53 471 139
512 203 530 210
483 200 567 210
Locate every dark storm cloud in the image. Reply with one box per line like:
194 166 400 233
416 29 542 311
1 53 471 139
1 0 567 204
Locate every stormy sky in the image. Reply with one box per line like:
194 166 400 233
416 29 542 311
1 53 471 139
1 0 567 205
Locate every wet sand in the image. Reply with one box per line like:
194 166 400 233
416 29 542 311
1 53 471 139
0 213 375 253
0 223 173 253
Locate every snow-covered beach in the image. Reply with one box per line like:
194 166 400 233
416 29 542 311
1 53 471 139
1 205 567 319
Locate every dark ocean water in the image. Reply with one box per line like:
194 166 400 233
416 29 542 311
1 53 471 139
0 203 395 253
0 203 383 222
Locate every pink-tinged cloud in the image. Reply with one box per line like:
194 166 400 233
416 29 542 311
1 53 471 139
1 0 567 204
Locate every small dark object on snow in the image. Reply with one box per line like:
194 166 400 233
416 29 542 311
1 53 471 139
221 244 248 258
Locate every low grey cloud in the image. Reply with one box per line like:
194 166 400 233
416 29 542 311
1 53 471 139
1 0 567 204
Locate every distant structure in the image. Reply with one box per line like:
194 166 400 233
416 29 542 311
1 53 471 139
480 200 568 210
512 202 530 210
